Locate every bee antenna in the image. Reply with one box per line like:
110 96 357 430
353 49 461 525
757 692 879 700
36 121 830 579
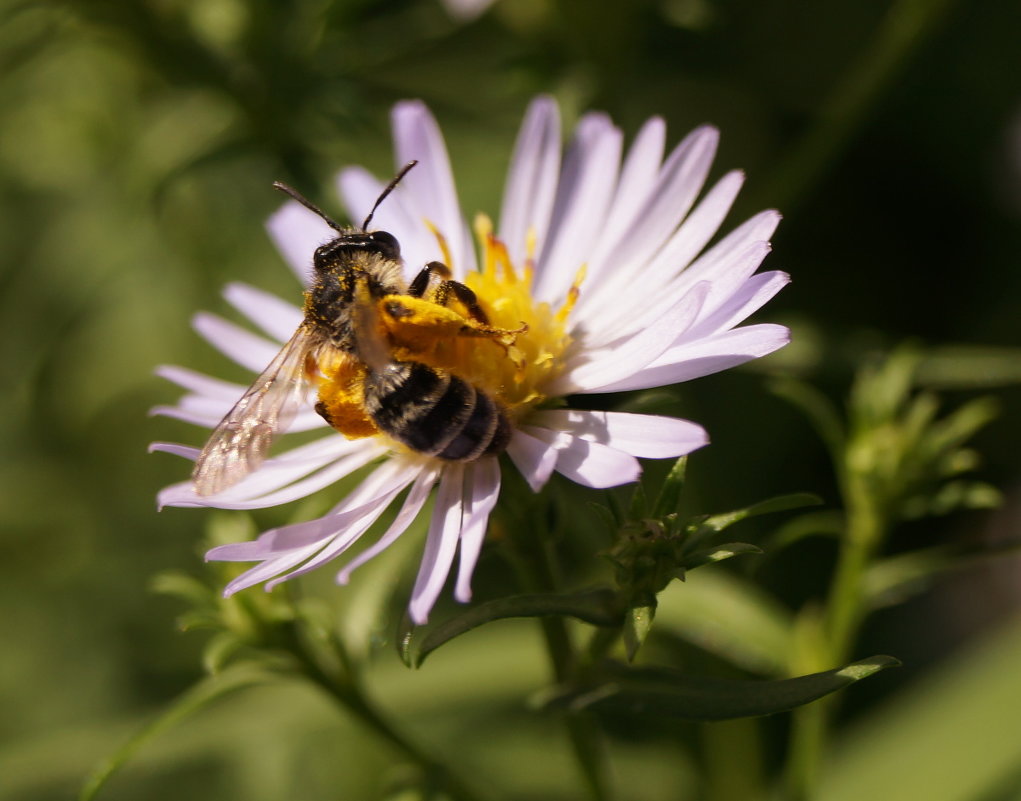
361 160 417 231
271 182 345 233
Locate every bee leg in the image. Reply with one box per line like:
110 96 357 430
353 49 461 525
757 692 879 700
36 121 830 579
408 261 452 298
433 280 491 325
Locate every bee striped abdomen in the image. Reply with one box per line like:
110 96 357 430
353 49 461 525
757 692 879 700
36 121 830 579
363 362 510 461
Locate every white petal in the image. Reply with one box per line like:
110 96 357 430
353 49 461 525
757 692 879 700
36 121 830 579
149 442 200 459
156 365 246 402
594 116 665 250
667 210 781 305
577 168 746 332
221 547 325 596
551 283 710 395
682 270 791 340
336 463 441 584
192 312 280 373
409 464 465 623
392 101 475 276
455 458 501 602
265 200 335 286
158 439 386 510
583 125 718 291
506 428 559 492
223 282 303 342
499 96 562 267
586 323 791 393
521 426 641 488
534 113 623 303
528 410 708 459
263 465 416 589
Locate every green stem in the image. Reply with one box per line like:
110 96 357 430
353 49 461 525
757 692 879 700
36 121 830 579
512 520 614 801
288 625 488 801
784 483 887 801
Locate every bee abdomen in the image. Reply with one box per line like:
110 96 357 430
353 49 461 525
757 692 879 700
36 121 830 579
363 362 510 461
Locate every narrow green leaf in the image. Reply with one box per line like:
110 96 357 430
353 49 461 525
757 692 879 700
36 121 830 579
149 571 211 606
655 572 794 675
416 590 622 666
684 542 762 570
623 603 656 662
701 493 823 533
79 666 273 801
201 631 244 675
916 345 1021 389
546 656 899 721
653 456 688 517
761 509 845 555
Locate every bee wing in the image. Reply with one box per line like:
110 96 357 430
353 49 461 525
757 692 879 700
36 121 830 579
192 326 321 496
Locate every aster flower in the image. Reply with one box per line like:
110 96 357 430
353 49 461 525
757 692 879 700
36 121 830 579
153 96 790 624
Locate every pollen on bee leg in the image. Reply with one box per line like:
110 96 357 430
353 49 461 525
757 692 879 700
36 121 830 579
316 358 378 439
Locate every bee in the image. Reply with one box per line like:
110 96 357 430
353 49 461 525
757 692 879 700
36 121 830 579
192 162 518 497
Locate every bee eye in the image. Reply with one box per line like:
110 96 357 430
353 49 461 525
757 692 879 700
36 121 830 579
369 230 400 259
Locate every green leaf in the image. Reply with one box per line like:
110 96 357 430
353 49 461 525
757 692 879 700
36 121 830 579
653 456 688 517
79 665 273 801
201 631 244 675
864 539 1021 610
915 345 1021 389
684 542 762 570
761 509 845 554
655 571 794 675
623 603 656 662
545 656 899 721
701 493 823 533
415 590 622 666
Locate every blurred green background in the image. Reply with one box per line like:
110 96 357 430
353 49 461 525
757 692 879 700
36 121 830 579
2 0 1020 799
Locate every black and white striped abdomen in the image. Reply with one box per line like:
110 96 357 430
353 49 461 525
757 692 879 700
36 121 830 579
362 362 511 461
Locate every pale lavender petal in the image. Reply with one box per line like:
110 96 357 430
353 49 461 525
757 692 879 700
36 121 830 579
666 210 781 305
223 282 303 342
392 101 476 277
156 365 245 402
594 116 665 250
533 113 623 303
454 458 501 602
266 200 335 286
158 439 386 510
149 442 200 459
506 427 559 492
193 312 280 373
528 410 709 459
586 323 791 394
583 126 718 290
595 241 770 349
151 399 325 433
263 468 416 589
498 96 561 267
336 463 441 584
222 547 325 596
409 464 465 623
578 168 746 331
551 283 710 395
521 426 641 488
682 270 791 340
440 0 496 20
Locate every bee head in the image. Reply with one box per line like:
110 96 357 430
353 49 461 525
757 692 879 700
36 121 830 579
312 229 401 273
274 161 417 275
